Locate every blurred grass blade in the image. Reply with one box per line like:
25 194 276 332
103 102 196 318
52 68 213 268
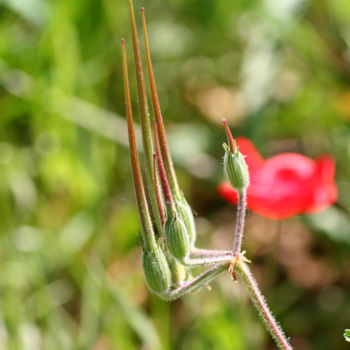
110 286 162 350
87 258 162 350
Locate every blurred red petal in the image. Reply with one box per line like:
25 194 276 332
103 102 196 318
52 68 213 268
218 182 238 204
236 137 264 173
304 155 338 213
218 138 337 220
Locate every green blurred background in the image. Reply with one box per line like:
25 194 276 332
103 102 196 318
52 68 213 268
1 0 350 349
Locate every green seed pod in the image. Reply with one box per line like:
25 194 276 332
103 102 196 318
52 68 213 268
164 216 190 261
223 143 249 192
175 195 196 246
166 252 187 287
142 244 171 294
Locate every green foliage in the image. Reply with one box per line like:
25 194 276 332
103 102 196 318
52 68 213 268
344 329 350 342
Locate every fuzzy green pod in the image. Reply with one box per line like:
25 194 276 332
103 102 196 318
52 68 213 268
164 216 190 261
166 252 187 287
175 195 196 246
223 143 249 192
142 244 171 294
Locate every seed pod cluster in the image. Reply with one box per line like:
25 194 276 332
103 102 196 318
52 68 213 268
124 0 211 297
223 143 250 192
142 244 172 294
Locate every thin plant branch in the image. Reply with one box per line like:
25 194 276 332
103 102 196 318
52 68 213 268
181 255 234 267
236 261 293 350
159 263 230 301
191 248 233 257
233 190 247 256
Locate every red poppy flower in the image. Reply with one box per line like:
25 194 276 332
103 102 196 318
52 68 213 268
218 137 337 220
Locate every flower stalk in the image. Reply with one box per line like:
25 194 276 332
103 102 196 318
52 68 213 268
236 261 293 350
233 190 247 256
160 262 230 301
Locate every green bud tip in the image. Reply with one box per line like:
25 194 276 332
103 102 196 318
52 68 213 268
223 143 250 192
221 120 250 192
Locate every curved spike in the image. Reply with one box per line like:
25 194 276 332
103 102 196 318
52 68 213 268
154 123 175 208
153 153 166 225
128 0 163 234
141 7 180 198
122 39 156 250
222 118 236 153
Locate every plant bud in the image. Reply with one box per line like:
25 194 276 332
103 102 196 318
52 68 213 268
164 216 190 261
142 244 171 294
223 143 249 192
175 195 196 246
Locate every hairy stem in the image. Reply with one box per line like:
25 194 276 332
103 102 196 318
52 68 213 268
181 255 233 267
235 261 293 350
191 248 233 257
159 263 230 301
233 190 247 256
